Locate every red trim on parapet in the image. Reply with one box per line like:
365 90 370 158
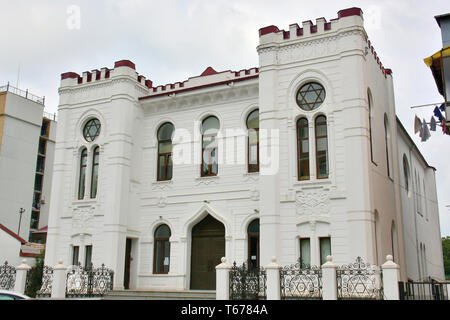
0 224 26 244
258 7 363 37
61 72 80 80
201 67 219 76
139 74 259 101
114 59 136 70
337 7 363 18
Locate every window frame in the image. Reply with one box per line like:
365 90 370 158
246 110 259 173
157 122 174 181
296 117 310 180
90 146 99 198
247 219 260 269
153 225 171 274
201 116 219 177
78 148 88 200
315 115 329 179
299 237 311 268
319 236 332 266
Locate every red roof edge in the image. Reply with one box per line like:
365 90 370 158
0 224 26 244
200 67 218 76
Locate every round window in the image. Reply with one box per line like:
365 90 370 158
296 82 326 111
83 118 101 142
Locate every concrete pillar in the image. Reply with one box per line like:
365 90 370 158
14 260 31 294
265 257 281 300
381 255 400 300
215 257 231 300
321 255 337 300
51 259 67 299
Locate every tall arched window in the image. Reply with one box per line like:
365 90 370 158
247 110 259 173
157 122 175 181
403 155 410 196
315 115 329 179
247 219 260 269
154 224 171 274
384 115 391 178
368 90 374 162
201 116 220 176
297 118 309 180
90 146 99 198
78 148 88 200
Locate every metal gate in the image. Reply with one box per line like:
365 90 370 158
229 261 266 300
0 261 16 290
66 263 114 298
280 259 322 299
399 280 449 300
336 257 383 300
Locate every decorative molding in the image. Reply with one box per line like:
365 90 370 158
296 190 330 217
72 206 95 235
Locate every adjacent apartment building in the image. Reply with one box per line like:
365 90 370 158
0 84 56 252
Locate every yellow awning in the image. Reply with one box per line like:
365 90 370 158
424 46 450 67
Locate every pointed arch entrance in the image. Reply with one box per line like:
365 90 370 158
190 214 225 290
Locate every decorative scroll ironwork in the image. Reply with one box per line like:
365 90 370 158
36 265 54 297
0 261 16 290
66 263 114 297
337 257 383 300
280 259 322 299
229 261 266 300
399 280 449 300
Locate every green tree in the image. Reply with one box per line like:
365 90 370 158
442 237 450 279
24 250 44 298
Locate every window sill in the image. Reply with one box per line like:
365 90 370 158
293 178 331 187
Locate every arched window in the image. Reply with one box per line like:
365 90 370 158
403 155 410 195
384 115 391 178
90 146 99 198
247 110 259 173
297 118 310 180
154 224 171 274
315 115 329 179
247 219 260 269
78 148 88 200
368 90 374 162
201 116 219 176
157 122 175 181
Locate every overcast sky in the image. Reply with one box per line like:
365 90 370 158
1 0 449 236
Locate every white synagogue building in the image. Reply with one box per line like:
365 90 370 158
44 7 445 291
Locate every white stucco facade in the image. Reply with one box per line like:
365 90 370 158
44 7 445 290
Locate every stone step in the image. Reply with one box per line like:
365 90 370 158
103 289 216 300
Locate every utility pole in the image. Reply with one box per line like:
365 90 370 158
18 208 25 236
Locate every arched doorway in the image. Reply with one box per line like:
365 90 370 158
190 214 225 290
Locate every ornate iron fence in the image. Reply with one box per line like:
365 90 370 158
66 263 114 298
337 257 383 300
399 280 449 300
229 261 267 300
0 261 16 290
36 265 54 297
280 259 322 299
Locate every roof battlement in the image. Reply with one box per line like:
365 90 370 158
60 59 153 90
259 8 363 42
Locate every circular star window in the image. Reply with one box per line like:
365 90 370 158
83 118 101 142
296 82 326 111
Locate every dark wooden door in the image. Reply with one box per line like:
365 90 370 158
124 238 132 289
190 215 225 290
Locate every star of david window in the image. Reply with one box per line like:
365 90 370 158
296 82 326 111
83 118 101 142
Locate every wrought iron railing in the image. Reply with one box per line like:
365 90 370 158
399 280 449 300
336 257 383 300
0 261 16 290
36 265 54 297
66 263 114 298
229 261 267 300
280 259 322 299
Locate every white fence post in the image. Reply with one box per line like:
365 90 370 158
51 259 67 299
265 257 281 300
381 255 400 300
14 260 31 294
215 257 231 300
321 255 337 300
